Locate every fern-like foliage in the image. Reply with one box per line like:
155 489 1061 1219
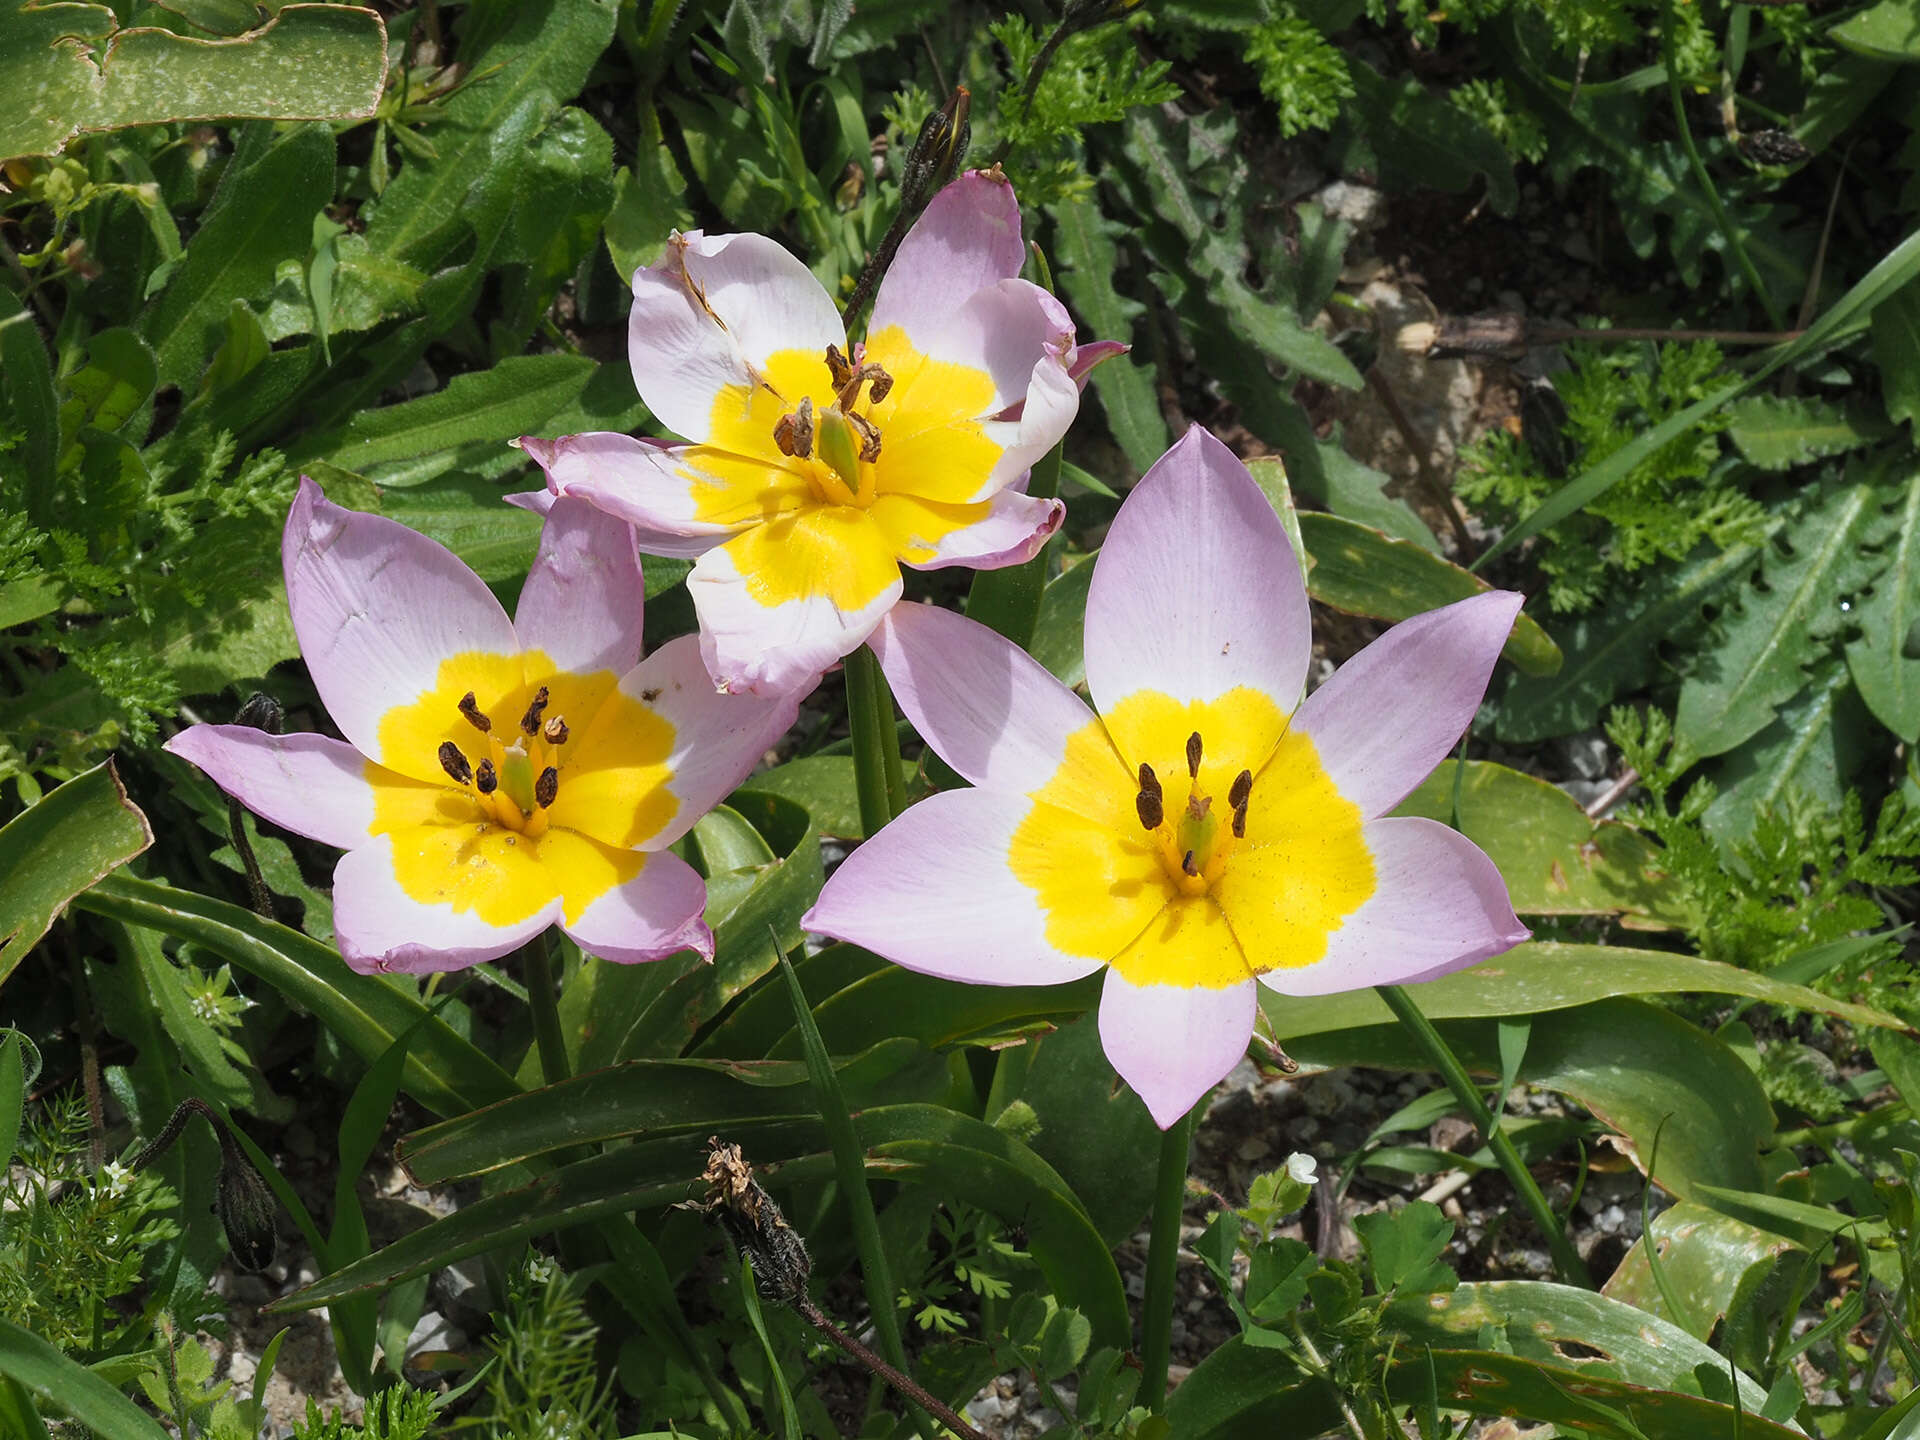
1457 340 1761 613
293 1387 439 1440
1245 13 1354 138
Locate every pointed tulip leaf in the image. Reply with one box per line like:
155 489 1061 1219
0 761 152 987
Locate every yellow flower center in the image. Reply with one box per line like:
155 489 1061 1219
366 650 680 930
1008 688 1376 990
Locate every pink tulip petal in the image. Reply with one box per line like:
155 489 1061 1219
1066 340 1127 390
331 836 555 974
981 349 1080 495
1291 590 1525 818
686 526 902 698
513 495 647 678
869 171 1025 347
283 477 519 775
165 726 377 850
1083 427 1311 715
868 601 1098 794
1098 970 1256 1129
1253 817 1529 998
518 433 742 559
628 232 844 443
561 847 714 964
909 278 1076 416
803 787 1108 986
873 489 1064 573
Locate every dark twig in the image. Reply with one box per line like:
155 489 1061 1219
797 1298 991 1440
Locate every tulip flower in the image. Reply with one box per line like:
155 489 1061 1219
520 170 1115 698
167 479 800 974
803 427 1530 1128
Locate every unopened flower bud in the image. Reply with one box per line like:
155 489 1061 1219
900 88 971 214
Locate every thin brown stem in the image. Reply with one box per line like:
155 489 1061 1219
1365 368 1476 560
796 1297 989 1440
1530 324 1803 347
1585 767 1640 820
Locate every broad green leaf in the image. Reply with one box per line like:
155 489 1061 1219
363 0 618 266
380 476 542 587
0 576 60 630
139 122 334 390
1495 538 1766 742
1725 393 1893 470
1602 1202 1799 1341
1676 476 1891 760
1872 278 1920 425
1832 0 1920 61
0 3 385 161
258 236 428 343
0 1319 171 1440
1846 464 1920 739
125 925 255 1112
1386 1280 1771 1406
1703 658 1872 846
0 762 152 986
1288 433 1439 551
57 328 157 456
0 284 57 527
1299 512 1562 675
1047 194 1168 474
739 756 861 840
0 1034 23 1175
1269 941 1905 1036
398 1041 927 1183
492 106 617 353
1394 761 1688 924
1355 1201 1455 1292
1870 1029 1920 1111
604 140 696 279
76 874 518 1118
1286 998 1773 1198
1031 556 1094 688
1247 457 1310 598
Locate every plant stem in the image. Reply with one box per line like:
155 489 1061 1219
521 932 571 1087
1373 983 1591 1287
1140 1107 1197 1411
844 644 906 832
1662 0 1785 331
797 1297 988 1440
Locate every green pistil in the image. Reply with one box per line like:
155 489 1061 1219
815 407 865 499
497 744 537 817
1176 794 1219 872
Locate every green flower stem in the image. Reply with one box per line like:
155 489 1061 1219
963 439 1064 648
1662 0 1784 331
774 942 922 1427
845 644 906 832
1140 1106 1197 1411
1373 983 1591 1288
521 932 572 1088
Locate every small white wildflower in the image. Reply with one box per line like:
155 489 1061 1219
1284 1152 1318 1187
100 1160 134 1198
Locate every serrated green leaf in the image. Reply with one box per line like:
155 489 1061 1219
1725 393 1893 469
1122 109 1361 389
1347 59 1517 215
362 0 616 265
0 762 152 986
605 142 696 279
258 236 428 343
0 3 385 161
1299 511 1561 674
1047 193 1168 473
1676 477 1892 760
1495 539 1766 742
1703 658 1873 846
139 122 334 390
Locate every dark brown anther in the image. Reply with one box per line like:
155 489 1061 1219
1228 769 1252 809
863 366 893 405
542 715 570 746
1135 762 1163 830
773 395 815 459
437 742 473 785
535 766 559 809
475 759 498 795
1232 804 1248 840
520 685 550 736
1181 849 1200 877
458 691 492 734
1186 731 1203 779
846 410 882 462
825 344 856 388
